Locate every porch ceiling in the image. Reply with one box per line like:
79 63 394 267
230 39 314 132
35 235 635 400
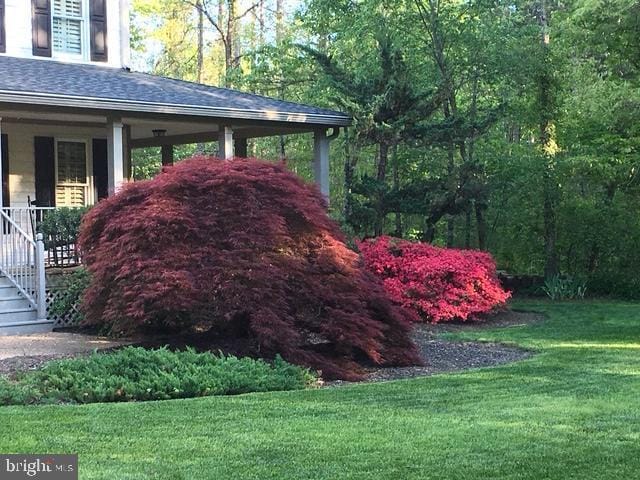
0 108 321 147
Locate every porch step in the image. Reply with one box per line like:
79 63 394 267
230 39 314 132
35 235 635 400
0 319 54 335
0 276 16 288
0 296 33 310
0 285 23 299
0 307 38 324
0 278 50 335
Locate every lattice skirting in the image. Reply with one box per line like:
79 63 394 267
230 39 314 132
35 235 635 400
46 287 81 327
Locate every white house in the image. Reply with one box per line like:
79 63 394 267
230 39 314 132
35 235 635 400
0 0 350 334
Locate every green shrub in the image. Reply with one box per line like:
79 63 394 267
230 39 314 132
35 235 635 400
0 347 316 405
543 275 587 301
0 378 40 405
38 207 89 267
49 268 90 324
38 207 89 247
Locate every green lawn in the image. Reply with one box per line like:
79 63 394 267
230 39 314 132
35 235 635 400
2 301 639 479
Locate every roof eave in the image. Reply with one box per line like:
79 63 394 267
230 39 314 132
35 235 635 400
0 90 352 127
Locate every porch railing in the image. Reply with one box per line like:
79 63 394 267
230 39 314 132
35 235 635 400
0 209 46 319
2 207 81 267
2 207 53 238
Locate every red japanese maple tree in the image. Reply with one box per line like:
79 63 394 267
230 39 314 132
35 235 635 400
358 236 511 323
78 157 420 380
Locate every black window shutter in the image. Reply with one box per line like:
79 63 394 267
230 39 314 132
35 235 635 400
32 0 52 57
92 139 108 201
34 137 56 207
0 0 6 54
1 134 9 207
89 0 108 62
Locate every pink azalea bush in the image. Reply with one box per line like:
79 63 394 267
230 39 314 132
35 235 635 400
358 236 511 323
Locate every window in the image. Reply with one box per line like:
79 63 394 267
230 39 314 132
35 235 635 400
52 0 86 57
56 140 88 207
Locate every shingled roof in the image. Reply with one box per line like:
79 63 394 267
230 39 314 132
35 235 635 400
0 56 351 126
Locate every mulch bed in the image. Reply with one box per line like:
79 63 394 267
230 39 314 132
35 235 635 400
330 309 543 385
0 353 87 378
0 347 127 379
0 310 543 383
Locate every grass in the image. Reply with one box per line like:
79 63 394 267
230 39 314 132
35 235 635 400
2 300 639 479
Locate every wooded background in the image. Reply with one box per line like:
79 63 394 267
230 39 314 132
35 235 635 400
131 0 640 298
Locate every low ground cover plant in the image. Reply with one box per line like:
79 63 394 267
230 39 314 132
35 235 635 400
542 275 587 300
358 236 511 323
0 347 315 405
78 157 420 380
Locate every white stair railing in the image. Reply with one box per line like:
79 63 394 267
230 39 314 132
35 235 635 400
0 210 47 320
3 207 81 268
2 207 55 238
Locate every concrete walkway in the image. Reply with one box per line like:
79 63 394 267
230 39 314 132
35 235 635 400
0 332 129 360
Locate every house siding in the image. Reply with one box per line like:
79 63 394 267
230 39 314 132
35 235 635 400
2 122 107 207
1 0 127 68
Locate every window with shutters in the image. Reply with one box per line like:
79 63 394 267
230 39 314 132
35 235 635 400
56 140 89 207
52 0 88 59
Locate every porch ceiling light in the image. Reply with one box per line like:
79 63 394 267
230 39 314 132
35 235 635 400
152 129 167 137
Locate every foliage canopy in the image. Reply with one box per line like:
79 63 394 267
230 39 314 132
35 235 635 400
79 157 420 380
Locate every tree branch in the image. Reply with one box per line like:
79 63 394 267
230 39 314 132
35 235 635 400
183 0 227 45
236 2 260 21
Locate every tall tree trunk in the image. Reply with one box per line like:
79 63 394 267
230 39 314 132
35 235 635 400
275 0 285 160
475 202 487 250
542 161 558 278
377 142 389 183
278 136 286 161
392 144 402 237
232 0 241 68
258 0 265 45
414 8 466 248
343 128 356 225
446 141 455 247
423 222 436 243
468 68 487 250
465 206 472 248
226 0 237 73
276 0 285 44
217 0 227 84
196 0 204 83
374 142 389 236
194 0 205 154
219 0 238 86
537 0 559 280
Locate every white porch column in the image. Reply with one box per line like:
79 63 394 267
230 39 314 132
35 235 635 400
218 125 234 159
313 129 331 200
124 124 133 180
0 117 4 210
107 118 125 195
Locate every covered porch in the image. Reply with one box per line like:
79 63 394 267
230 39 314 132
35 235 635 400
0 108 343 211
0 55 350 211
0 111 342 231
0 110 344 266
0 55 350 334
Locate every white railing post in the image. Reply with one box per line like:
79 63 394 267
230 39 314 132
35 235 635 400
35 233 47 320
